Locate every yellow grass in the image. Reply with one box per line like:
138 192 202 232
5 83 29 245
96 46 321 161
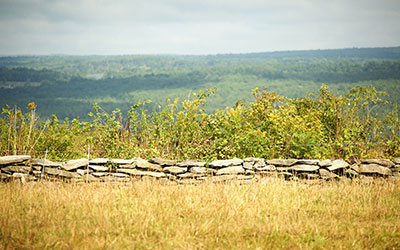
1 178 400 249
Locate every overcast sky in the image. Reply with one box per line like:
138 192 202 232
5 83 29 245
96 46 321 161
1 0 399 55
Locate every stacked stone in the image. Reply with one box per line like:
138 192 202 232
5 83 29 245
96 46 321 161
0 155 32 182
1 155 400 184
207 158 253 184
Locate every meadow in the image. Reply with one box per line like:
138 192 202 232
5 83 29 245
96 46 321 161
1 178 399 249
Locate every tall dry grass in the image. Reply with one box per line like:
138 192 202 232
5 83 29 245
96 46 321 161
1 178 400 249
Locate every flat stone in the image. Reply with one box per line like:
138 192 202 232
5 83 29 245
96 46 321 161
62 158 88 171
135 158 163 172
266 159 297 167
393 158 400 165
319 168 338 179
111 159 134 165
361 159 395 168
189 167 207 174
245 170 255 175
319 159 332 167
216 166 245 175
255 165 276 171
117 164 136 169
0 155 31 166
1 165 31 174
149 158 176 166
392 165 400 172
89 165 109 172
117 168 165 178
243 162 254 170
163 166 187 175
89 158 109 164
360 164 392 176
45 168 80 178
289 164 319 172
327 160 349 171
209 158 243 168
31 159 62 167
296 160 319 165
176 160 206 167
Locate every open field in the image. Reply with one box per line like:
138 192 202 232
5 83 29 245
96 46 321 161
1 179 400 249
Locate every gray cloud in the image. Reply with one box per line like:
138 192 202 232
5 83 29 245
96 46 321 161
1 0 399 55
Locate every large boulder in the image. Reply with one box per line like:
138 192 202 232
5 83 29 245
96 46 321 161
0 155 31 166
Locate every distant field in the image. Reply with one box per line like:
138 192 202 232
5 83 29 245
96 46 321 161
1 47 400 120
1 179 399 249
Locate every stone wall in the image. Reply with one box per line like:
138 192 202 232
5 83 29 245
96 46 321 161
1 155 399 184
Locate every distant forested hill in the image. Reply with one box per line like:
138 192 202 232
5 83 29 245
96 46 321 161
1 47 400 120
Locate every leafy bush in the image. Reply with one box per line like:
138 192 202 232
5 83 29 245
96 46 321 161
1 85 399 160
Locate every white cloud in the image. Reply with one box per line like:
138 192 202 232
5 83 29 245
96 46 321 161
0 0 399 55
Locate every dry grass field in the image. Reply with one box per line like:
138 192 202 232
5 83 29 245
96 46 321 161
1 178 400 249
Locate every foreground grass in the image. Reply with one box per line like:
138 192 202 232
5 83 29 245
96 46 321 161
1 178 400 249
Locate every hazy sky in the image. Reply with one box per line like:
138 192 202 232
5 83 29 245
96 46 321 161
1 0 399 55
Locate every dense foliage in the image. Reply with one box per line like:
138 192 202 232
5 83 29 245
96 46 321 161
1 85 399 160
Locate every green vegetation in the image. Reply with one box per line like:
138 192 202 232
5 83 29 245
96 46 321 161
1 85 399 160
1 179 400 249
1 47 399 160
